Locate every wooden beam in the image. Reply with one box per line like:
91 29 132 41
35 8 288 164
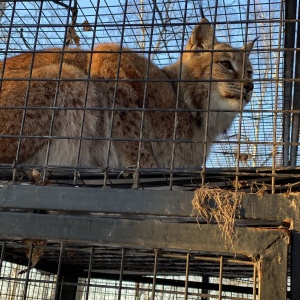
258 234 289 300
0 212 288 258
0 185 299 223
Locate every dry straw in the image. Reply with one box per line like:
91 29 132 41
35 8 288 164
192 186 243 244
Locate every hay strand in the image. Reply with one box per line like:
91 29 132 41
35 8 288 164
192 186 242 244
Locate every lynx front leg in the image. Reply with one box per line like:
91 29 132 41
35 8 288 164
110 111 158 168
113 140 157 189
112 140 157 169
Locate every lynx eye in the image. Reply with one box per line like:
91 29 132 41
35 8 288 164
247 71 253 78
219 60 234 72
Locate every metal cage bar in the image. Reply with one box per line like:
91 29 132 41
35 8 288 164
0 1 297 299
0 0 291 182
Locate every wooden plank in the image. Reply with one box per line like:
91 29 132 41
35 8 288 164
0 185 299 222
240 193 297 222
0 212 288 258
259 235 289 300
0 185 296 230
0 185 194 216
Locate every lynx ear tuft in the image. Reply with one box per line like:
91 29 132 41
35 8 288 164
242 36 258 56
182 18 218 63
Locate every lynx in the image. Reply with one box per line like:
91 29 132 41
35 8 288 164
0 18 255 169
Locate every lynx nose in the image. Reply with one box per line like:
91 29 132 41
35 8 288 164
244 82 254 93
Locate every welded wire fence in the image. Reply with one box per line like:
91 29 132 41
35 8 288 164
0 0 291 183
0 241 258 300
0 2 294 299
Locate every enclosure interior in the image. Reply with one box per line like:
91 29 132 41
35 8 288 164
1 240 260 299
0 0 296 299
0 0 297 192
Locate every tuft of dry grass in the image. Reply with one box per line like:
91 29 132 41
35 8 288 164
192 186 243 244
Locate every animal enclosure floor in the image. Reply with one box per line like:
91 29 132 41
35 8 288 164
1 165 300 193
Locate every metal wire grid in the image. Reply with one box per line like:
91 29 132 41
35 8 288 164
0 241 258 300
1 166 300 193
0 0 297 196
0 3 292 298
0 262 56 300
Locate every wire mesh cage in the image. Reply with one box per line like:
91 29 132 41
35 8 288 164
0 0 295 193
0 0 296 299
0 241 259 300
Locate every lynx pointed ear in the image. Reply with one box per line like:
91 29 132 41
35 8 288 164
242 37 258 56
182 18 218 63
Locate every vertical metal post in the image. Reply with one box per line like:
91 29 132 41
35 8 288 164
259 235 289 300
0 241 5 277
151 249 158 300
283 2 300 297
54 243 65 300
23 242 34 300
184 253 190 300
272 1 284 193
218 256 223 300
291 213 300 300
117 248 125 300
84 247 94 300
283 0 297 166
290 0 300 165
253 263 257 299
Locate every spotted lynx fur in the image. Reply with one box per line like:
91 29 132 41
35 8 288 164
0 18 255 168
